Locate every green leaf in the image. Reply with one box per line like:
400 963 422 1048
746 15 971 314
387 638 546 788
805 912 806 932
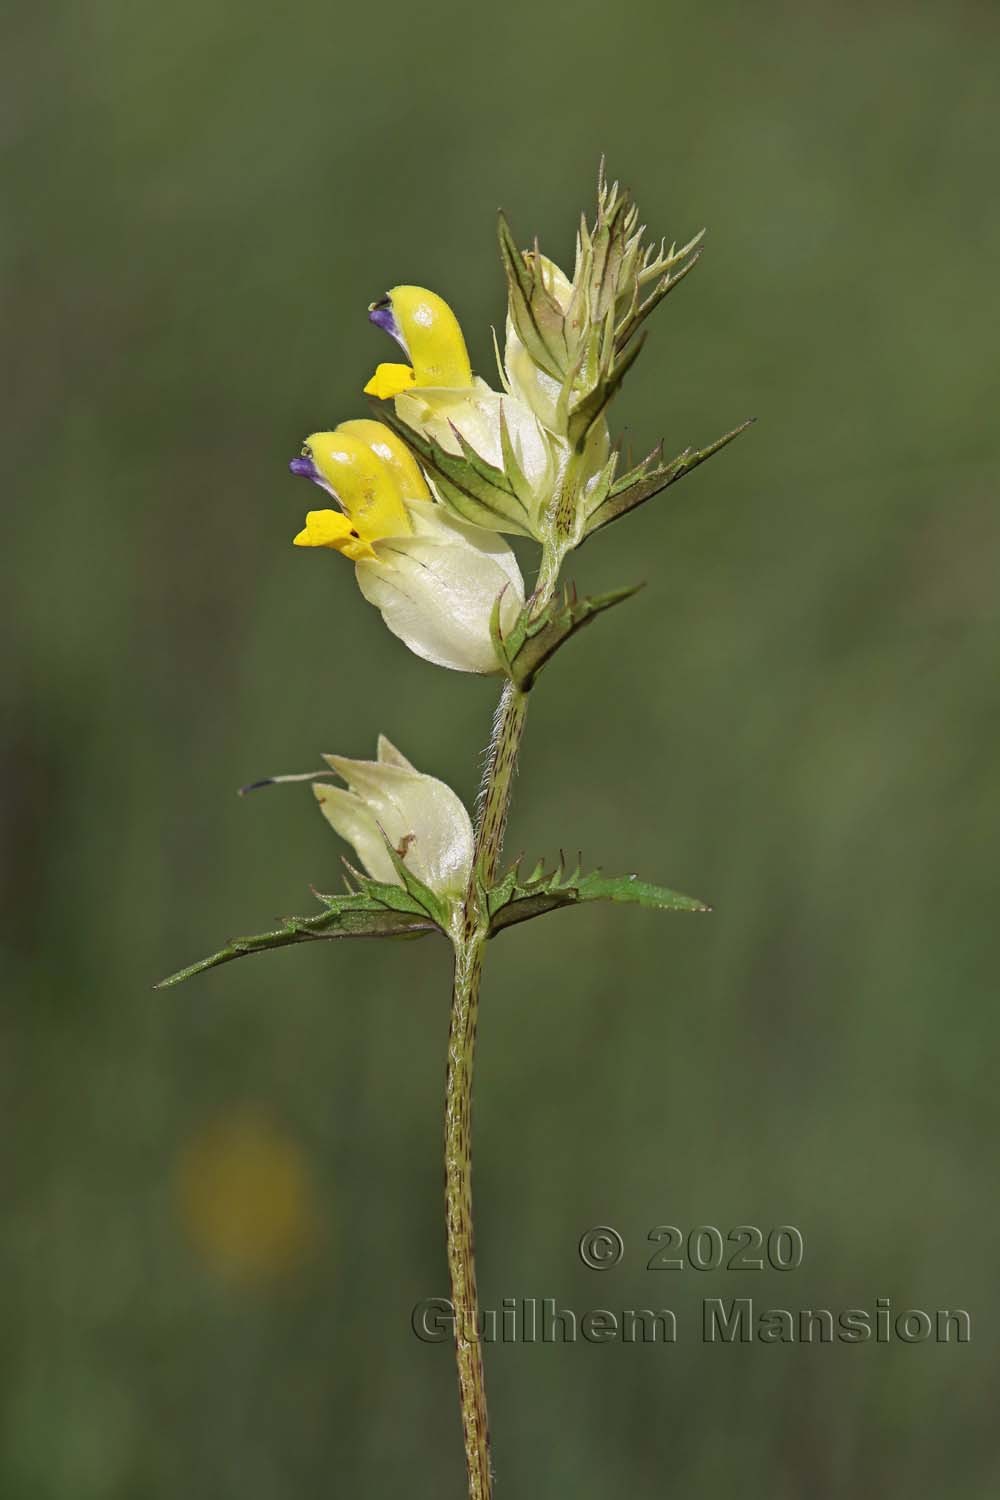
497 211 568 381
486 857 710 937
497 402 539 513
154 883 442 989
490 581 643 692
377 843 453 931
613 245 703 354
574 164 704 357
564 329 647 451
373 402 535 536
585 417 756 538
635 227 706 292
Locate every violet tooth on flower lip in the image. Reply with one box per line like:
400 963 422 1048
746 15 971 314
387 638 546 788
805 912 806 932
368 297 408 355
288 455 320 481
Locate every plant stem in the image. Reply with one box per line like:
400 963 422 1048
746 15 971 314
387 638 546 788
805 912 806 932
445 682 527 1500
444 928 491 1499
475 682 531 887
443 551 561 1498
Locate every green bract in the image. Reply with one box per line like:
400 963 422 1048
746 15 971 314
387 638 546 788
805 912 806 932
156 856 707 988
378 163 750 559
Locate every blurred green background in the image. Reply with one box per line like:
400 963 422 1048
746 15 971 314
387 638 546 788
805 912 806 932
5 0 999 1494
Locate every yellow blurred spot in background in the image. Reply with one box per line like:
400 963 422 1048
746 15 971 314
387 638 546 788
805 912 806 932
175 1109 319 1285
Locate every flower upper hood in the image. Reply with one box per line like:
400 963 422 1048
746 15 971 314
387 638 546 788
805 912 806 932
365 285 473 399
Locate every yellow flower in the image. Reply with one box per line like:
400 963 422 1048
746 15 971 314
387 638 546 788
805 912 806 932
365 285 558 538
291 421 421 560
364 286 472 399
290 418 524 673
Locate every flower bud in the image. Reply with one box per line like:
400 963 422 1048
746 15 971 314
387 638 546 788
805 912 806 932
496 167 704 541
503 253 573 436
314 734 473 898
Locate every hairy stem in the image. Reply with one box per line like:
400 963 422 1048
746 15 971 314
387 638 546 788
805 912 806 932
444 931 491 1498
443 552 560 1498
474 683 530 887
444 684 527 1500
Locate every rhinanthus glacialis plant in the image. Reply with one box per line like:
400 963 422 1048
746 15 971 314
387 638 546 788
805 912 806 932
159 163 753 1500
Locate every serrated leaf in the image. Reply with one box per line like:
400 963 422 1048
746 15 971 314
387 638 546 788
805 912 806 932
446 421 535 526
315 869 433 921
497 401 538 512
565 330 647 451
374 402 534 536
587 188 635 326
486 859 710 937
585 418 756 538
154 886 441 988
491 581 642 691
379 839 453 930
497 212 568 381
635 227 705 291
613 245 703 354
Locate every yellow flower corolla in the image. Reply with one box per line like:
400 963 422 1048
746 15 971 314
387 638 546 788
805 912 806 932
364 286 473 398
293 422 427 560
